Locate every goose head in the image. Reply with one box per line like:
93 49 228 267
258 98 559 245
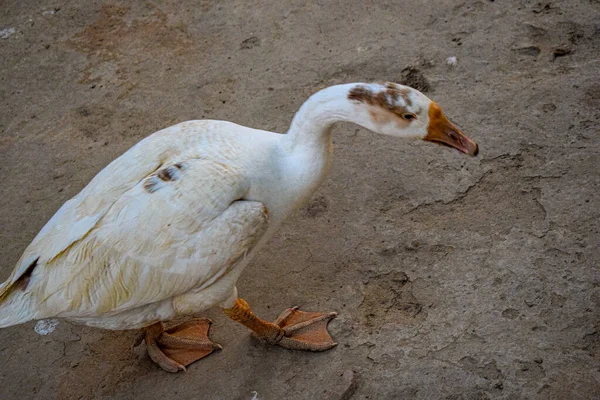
347 83 478 156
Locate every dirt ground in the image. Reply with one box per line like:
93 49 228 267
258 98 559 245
0 1 599 399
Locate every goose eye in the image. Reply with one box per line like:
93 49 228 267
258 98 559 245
402 113 416 121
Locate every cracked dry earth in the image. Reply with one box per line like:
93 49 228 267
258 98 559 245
0 1 599 399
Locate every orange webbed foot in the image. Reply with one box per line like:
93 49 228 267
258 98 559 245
223 298 337 352
271 307 338 351
141 318 221 372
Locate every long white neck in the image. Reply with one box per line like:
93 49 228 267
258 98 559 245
283 83 377 150
250 84 373 222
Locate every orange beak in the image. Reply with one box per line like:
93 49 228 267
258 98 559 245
424 102 478 156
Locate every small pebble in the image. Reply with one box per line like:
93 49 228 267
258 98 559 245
0 27 16 39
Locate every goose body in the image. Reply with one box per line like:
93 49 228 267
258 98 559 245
0 118 331 329
0 82 477 370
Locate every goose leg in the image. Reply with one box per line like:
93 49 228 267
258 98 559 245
140 318 222 372
223 298 337 351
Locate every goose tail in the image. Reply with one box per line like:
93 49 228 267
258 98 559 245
0 278 37 329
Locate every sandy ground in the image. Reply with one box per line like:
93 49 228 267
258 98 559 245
1 1 599 399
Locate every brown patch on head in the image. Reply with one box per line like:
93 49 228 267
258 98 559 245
348 84 413 126
348 85 374 104
399 88 413 107
348 84 411 115
385 82 413 107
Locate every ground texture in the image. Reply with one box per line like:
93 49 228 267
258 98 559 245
0 1 599 399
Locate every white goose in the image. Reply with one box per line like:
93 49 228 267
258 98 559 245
0 82 477 372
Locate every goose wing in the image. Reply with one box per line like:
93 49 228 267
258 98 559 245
0 124 268 323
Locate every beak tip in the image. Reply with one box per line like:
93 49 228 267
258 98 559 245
472 144 479 157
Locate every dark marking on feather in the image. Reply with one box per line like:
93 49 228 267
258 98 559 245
143 178 160 193
157 167 175 181
158 165 184 182
144 164 184 193
16 257 39 291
